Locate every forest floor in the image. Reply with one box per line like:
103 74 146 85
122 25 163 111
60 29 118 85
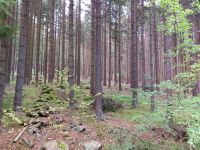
0 82 190 150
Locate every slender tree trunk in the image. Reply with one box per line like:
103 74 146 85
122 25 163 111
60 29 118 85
13 0 29 111
0 38 7 124
153 3 159 85
90 0 96 95
131 0 139 108
61 0 66 83
141 0 146 90
103 0 107 86
76 0 81 85
108 0 112 88
68 0 75 108
114 21 118 86
95 0 103 120
48 0 55 83
35 0 42 83
118 5 122 91
150 6 155 112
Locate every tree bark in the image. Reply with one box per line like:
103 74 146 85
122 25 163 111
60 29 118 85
13 0 29 111
68 0 75 108
48 0 55 83
131 0 139 108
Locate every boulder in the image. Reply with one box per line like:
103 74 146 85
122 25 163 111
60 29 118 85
83 140 102 150
42 140 69 150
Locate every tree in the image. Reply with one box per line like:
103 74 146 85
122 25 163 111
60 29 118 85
68 0 75 108
35 0 42 83
61 0 66 83
76 0 81 86
95 0 103 120
48 0 55 83
140 0 146 90
131 0 138 108
13 0 29 111
108 0 112 88
90 0 96 95
118 4 122 91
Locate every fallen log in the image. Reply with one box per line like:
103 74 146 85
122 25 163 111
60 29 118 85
13 126 28 143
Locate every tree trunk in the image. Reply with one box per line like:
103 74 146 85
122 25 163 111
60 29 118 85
141 0 146 90
13 0 29 111
35 0 42 83
68 0 75 108
48 0 55 83
0 39 7 124
95 0 103 120
131 0 139 108
108 0 112 88
90 0 96 95
76 0 81 85
118 5 122 91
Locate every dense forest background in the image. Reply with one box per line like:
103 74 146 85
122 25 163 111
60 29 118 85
0 0 200 149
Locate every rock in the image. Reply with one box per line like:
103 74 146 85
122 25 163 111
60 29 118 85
83 141 102 150
75 125 86 132
21 138 34 148
27 123 42 135
27 126 40 135
55 116 63 124
38 110 50 117
8 128 15 134
26 111 38 118
42 140 69 150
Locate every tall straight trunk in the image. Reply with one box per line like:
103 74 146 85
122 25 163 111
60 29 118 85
95 0 103 121
44 2 49 84
13 0 29 111
118 5 122 91
35 0 42 83
150 6 155 112
163 16 172 82
12 0 19 81
48 0 55 83
75 8 78 83
68 0 75 108
90 0 96 95
24 0 33 85
153 3 159 85
0 38 7 123
108 0 112 88
61 0 66 82
114 21 117 86
141 0 146 89
44 24 48 83
103 0 107 86
57 17 62 83
131 0 139 108
76 0 81 85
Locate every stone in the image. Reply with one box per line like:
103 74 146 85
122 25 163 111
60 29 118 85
8 128 15 134
83 141 102 150
42 140 69 150
38 110 50 117
21 138 34 148
55 116 63 124
75 125 86 132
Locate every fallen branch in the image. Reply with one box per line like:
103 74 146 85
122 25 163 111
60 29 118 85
13 126 28 143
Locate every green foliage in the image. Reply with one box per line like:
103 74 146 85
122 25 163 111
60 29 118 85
0 0 16 38
2 109 24 127
56 68 69 89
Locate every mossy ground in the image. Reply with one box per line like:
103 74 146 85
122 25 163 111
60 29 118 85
1 82 194 149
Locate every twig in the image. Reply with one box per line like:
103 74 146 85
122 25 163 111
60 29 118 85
13 126 28 143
